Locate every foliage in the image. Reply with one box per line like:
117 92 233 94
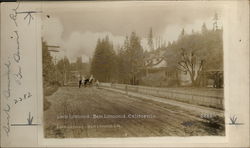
147 27 154 51
117 45 129 83
43 20 223 88
56 57 71 85
42 41 56 85
90 36 117 82
118 32 144 84
164 25 223 86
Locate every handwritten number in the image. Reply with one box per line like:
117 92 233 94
13 92 32 105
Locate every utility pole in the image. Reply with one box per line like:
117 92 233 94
63 56 67 86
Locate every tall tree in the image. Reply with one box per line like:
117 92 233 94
90 36 117 82
164 26 223 87
213 12 219 31
147 27 154 51
76 56 82 72
117 47 129 83
202 22 208 33
177 48 205 86
42 41 56 85
178 28 185 40
56 56 71 85
181 28 185 36
125 32 144 85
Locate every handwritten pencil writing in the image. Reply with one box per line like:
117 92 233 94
27 112 34 125
4 61 11 98
14 66 23 85
9 1 42 26
14 92 32 104
2 1 41 137
13 31 21 63
3 104 11 136
9 2 20 27
17 11 42 25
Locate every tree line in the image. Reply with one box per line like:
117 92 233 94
42 17 223 88
165 24 223 86
90 23 223 87
90 32 145 84
42 41 89 86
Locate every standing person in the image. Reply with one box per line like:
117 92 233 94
96 79 100 88
81 75 85 87
89 74 94 84
89 75 94 82
78 75 82 88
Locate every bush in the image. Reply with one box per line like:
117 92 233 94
44 97 51 111
43 82 60 111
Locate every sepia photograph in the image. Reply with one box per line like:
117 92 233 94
42 1 224 138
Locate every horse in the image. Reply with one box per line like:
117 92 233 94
83 76 94 87
84 78 89 86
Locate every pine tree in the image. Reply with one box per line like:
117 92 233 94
202 22 208 33
181 28 185 36
90 36 117 82
213 13 219 31
42 41 56 85
179 28 185 39
147 27 154 51
125 32 144 85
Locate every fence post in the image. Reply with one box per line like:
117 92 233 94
125 84 128 95
191 95 194 103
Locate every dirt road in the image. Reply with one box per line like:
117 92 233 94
44 87 225 138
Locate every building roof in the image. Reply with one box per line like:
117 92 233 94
144 48 168 68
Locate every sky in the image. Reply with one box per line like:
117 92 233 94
42 1 224 63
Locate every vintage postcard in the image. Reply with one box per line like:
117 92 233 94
1 1 249 147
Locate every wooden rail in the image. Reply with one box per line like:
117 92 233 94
100 83 224 109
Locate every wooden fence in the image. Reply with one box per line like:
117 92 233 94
100 83 224 109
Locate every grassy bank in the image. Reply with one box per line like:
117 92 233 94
44 83 60 111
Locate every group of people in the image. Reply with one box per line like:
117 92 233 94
78 74 99 88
